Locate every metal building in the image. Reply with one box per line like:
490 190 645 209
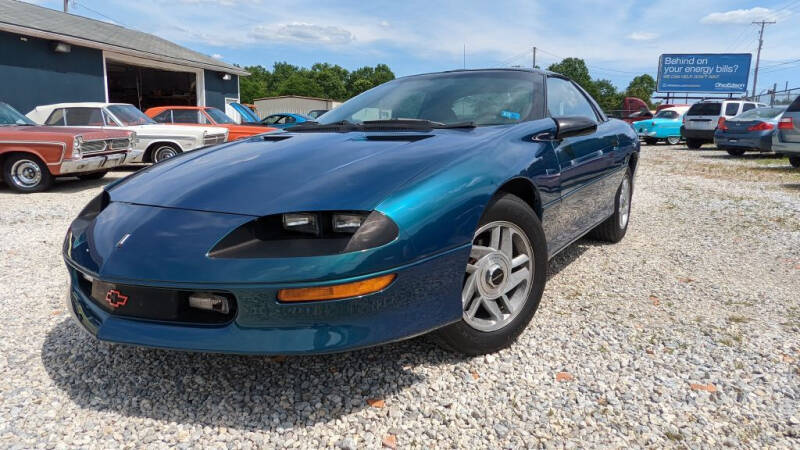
0 0 248 114
253 95 342 119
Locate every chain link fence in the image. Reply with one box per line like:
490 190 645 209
746 87 799 106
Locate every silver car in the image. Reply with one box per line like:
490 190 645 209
773 95 800 168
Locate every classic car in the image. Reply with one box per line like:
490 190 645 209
259 113 312 129
772 95 800 168
0 102 135 193
144 106 276 141
27 103 228 163
632 106 689 145
714 106 786 156
63 68 639 355
307 109 330 119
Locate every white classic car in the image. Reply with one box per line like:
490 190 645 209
27 103 228 163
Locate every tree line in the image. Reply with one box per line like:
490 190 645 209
238 62 395 103
546 58 657 111
238 58 657 113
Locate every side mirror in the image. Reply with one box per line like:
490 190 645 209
554 116 598 139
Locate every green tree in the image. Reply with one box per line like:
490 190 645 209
547 57 592 91
591 79 624 113
276 72 325 98
625 74 656 107
239 65 270 103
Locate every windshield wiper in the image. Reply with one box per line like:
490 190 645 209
286 120 358 132
361 119 477 131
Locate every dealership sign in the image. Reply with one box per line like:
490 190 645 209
657 54 752 93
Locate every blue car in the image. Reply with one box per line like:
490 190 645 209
260 112 311 129
64 69 639 355
632 107 688 145
714 106 786 156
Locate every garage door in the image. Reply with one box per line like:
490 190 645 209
106 60 197 111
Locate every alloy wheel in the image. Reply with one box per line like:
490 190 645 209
463 221 534 332
618 176 631 229
667 136 681 145
10 159 42 189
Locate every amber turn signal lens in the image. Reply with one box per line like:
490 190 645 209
277 274 396 302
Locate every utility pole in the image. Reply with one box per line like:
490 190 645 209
532 47 536 69
751 20 775 98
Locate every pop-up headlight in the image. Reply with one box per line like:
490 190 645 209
332 213 367 233
282 213 319 235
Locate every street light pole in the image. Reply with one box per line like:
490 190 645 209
63 0 68 12
751 20 775 98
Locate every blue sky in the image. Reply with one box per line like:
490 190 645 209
26 0 800 95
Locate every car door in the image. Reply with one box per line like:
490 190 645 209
546 76 617 248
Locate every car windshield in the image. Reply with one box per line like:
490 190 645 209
654 110 680 119
732 107 786 120
107 104 155 126
206 107 236 124
318 71 535 126
687 102 722 116
0 102 36 126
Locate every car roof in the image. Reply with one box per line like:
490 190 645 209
34 102 130 109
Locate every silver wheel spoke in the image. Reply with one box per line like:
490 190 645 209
500 227 512 258
465 295 481 318
512 254 529 268
470 245 494 260
482 298 504 321
489 226 500 249
504 268 529 294
466 263 479 274
498 294 514 314
462 273 477 307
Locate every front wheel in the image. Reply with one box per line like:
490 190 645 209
726 148 746 156
2 154 53 193
151 144 181 163
790 156 800 168
432 193 547 355
588 170 632 243
666 136 681 145
644 137 658 146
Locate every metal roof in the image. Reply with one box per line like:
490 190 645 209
0 0 248 76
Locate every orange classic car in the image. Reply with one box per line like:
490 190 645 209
1 102 137 193
144 106 276 141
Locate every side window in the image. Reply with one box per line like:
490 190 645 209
285 115 296 124
64 108 104 126
725 103 740 116
152 111 172 123
172 109 200 124
546 77 598 120
103 110 119 126
742 103 756 112
45 109 66 126
264 115 280 124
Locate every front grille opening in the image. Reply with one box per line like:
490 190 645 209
83 277 237 325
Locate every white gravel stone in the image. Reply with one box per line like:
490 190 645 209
0 148 799 448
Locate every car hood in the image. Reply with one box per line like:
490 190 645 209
128 124 227 136
108 128 501 216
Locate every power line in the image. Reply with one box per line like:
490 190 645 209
72 1 129 27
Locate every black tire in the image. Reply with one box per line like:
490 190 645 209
150 143 181 163
77 170 108 180
790 156 800 168
686 139 703 150
726 148 746 156
2 154 53 193
644 137 658 146
587 170 632 243
432 193 548 355
666 136 681 145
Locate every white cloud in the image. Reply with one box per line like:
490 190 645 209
627 31 658 41
211 53 223 59
250 22 355 45
380 20 390 27
701 7 787 24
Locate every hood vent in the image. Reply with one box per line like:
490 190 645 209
261 135 293 142
364 134 433 142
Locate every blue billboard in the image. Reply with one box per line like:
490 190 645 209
657 54 752 93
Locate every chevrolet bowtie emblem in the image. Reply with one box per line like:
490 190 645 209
105 289 128 308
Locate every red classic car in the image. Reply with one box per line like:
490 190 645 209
0 102 137 193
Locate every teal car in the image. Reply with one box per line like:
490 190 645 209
633 107 689 145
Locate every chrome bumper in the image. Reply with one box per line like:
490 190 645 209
59 151 137 175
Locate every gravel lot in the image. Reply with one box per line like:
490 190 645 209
1 147 799 448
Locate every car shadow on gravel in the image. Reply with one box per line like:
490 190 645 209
41 319 468 431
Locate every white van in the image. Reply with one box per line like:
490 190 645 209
681 100 765 149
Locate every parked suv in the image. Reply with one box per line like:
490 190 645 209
773 95 800 168
681 100 765 149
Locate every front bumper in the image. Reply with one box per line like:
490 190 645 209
681 127 715 141
65 245 468 354
59 151 134 175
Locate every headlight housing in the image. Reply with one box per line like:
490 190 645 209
72 136 83 159
209 211 398 258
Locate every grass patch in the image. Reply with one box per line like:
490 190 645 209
727 315 750 324
665 431 684 441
